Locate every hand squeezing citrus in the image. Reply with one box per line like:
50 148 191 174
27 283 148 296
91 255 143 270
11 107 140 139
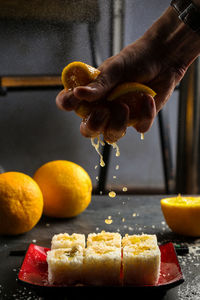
61 61 156 122
161 194 200 237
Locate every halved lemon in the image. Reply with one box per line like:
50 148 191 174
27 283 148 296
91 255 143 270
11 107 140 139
107 82 156 101
61 61 100 90
160 194 200 237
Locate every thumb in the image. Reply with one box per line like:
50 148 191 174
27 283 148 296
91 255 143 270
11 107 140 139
73 74 117 102
73 57 124 102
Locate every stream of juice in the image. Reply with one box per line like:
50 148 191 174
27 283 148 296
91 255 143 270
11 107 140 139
91 134 142 225
92 133 143 205
91 136 121 200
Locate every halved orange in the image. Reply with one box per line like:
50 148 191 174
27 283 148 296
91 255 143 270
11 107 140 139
61 61 100 90
107 82 156 101
160 194 200 237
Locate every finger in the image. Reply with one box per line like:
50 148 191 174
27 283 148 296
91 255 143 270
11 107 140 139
80 105 110 138
73 55 124 102
104 102 129 143
129 93 156 133
56 89 81 111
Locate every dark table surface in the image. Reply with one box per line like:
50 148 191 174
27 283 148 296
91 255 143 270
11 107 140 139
0 195 200 300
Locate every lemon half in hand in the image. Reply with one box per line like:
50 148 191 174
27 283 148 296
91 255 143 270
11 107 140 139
107 82 156 101
62 61 100 90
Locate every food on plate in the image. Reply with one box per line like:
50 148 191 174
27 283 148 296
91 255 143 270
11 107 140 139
122 233 158 247
87 231 121 248
83 245 121 286
47 245 84 285
51 233 85 250
47 232 160 286
122 234 160 285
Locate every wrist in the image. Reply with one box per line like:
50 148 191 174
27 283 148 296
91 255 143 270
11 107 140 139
143 6 200 71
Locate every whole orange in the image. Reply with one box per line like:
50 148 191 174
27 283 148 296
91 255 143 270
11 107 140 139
33 160 92 218
0 172 43 235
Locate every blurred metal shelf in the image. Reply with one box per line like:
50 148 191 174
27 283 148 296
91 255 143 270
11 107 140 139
0 76 62 94
1 76 61 87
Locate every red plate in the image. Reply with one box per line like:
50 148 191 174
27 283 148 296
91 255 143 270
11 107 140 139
18 242 184 288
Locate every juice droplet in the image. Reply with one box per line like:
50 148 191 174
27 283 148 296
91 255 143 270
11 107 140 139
122 187 128 192
121 217 125 222
96 176 99 181
99 138 105 146
109 142 120 157
113 175 117 179
108 191 116 198
105 219 113 224
141 133 144 140
91 136 105 167
94 165 98 169
115 165 119 170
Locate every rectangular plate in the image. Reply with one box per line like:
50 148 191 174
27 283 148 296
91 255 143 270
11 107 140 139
18 242 184 289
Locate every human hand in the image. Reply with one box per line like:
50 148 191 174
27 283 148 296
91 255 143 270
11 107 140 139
56 8 192 143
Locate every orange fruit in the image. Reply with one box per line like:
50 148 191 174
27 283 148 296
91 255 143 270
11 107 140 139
160 194 200 237
107 82 156 101
33 160 92 218
0 172 43 235
61 61 100 90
